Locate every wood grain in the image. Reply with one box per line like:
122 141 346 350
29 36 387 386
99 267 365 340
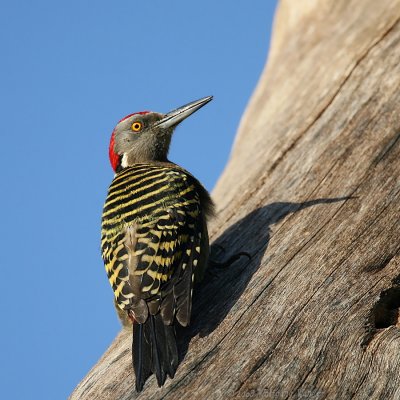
71 1 400 398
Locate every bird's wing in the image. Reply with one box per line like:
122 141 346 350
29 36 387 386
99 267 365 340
131 202 204 327
101 165 206 326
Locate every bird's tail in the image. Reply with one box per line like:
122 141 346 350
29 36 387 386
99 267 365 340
133 314 178 392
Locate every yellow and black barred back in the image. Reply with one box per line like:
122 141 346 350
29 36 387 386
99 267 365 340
101 162 212 328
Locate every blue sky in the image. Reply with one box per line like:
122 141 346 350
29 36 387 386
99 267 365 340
0 1 277 398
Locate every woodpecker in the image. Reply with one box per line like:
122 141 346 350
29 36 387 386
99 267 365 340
101 96 214 391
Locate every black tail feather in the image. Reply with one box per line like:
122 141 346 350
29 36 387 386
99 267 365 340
164 323 178 378
133 323 143 391
149 315 164 386
133 314 178 392
133 323 151 392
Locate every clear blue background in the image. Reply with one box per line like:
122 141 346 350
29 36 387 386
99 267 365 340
0 1 277 398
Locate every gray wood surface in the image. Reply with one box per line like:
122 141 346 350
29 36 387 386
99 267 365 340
71 1 400 398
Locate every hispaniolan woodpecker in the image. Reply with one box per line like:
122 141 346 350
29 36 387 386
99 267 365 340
101 96 214 391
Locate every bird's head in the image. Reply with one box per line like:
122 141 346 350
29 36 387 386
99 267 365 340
109 96 213 172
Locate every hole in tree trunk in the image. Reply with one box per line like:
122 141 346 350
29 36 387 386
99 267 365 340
373 287 400 329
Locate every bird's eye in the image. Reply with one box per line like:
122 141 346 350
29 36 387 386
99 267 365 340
131 121 143 132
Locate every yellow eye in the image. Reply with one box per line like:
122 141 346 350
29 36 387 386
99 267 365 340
131 121 143 132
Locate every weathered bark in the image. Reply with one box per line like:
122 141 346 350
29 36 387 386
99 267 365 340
71 1 400 399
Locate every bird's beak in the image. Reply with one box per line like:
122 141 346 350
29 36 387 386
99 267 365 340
156 96 213 129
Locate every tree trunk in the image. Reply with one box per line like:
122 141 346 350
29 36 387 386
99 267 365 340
71 1 400 399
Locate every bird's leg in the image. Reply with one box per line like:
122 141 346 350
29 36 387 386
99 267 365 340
128 310 136 323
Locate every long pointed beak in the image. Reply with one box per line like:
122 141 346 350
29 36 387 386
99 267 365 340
156 96 213 129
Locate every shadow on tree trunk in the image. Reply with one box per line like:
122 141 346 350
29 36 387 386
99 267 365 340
177 197 351 362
